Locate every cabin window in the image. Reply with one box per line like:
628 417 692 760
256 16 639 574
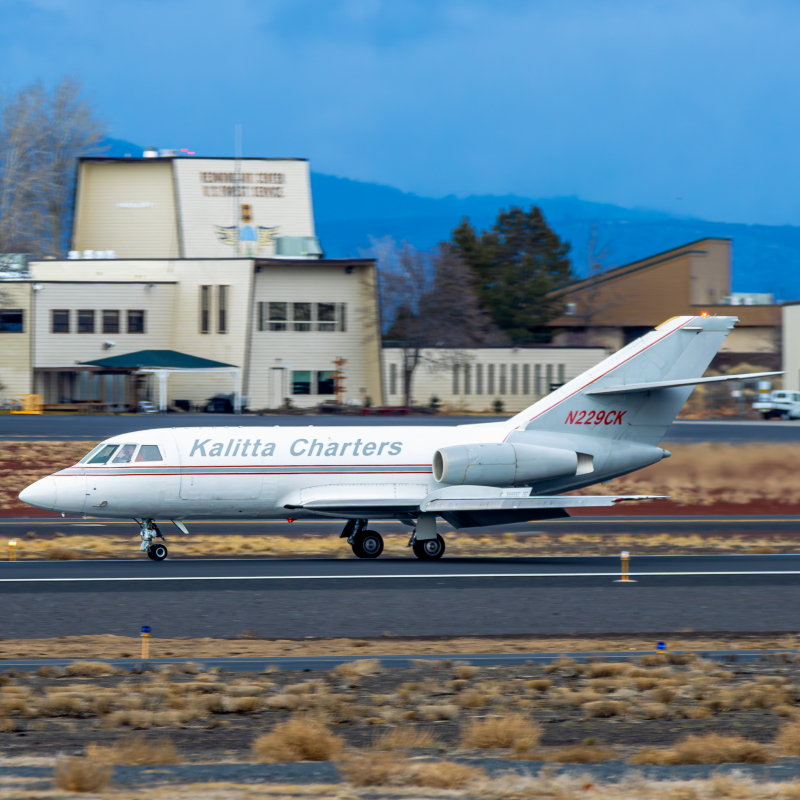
136 445 163 462
87 444 119 465
112 444 137 463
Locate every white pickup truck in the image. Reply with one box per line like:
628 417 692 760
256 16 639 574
753 390 800 419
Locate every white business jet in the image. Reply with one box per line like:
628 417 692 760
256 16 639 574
20 315 776 561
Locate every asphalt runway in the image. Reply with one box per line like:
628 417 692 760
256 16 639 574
1 414 799 442
3 515 800 539
2 554 800 639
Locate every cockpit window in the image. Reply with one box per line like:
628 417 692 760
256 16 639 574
112 444 138 464
136 445 163 462
87 444 119 465
79 445 105 464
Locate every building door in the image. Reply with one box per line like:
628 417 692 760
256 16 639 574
270 367 286 409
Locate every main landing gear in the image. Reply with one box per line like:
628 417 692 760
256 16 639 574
138 519 168 561
340 518 446 560
341 519 384 559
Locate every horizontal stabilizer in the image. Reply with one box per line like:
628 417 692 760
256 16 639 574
585 371 782 396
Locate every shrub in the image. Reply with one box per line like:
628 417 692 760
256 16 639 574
252 717 344 762
86 735 181 765
630 734 772 765
461 714 541 752
587 662 629 678
340 752 401 786
408 761 484 789
417 704 459 721
527 679 553 692
53 757 112 792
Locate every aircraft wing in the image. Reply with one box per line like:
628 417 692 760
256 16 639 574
283 492 665 528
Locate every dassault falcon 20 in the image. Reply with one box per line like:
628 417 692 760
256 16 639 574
19 315 776 561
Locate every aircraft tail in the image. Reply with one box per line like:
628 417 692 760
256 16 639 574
503 315 773 447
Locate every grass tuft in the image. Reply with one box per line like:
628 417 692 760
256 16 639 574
461 713 542 752
334 659 381 677
630 733 772 765
252 716 344 762
53 757 112 792
373 725 434 750
86 735 182 765
65 660 117 677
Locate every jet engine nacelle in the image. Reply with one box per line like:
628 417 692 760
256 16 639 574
432 442 579 486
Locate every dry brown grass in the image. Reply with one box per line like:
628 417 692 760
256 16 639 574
252 716 344 762
538 744 616 763
45 546 79 560
630 733 772 764
453 664 479 679
65 660 118 677
373 725 434 750
777 722 800 755
85 735 182 765
340 752 483 789
334 659 381 678
461 713 542 752
583 699 629 718
53 757 112 792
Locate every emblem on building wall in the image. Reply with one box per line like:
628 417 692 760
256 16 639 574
214 205 279 256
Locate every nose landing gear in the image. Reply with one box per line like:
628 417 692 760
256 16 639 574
138 519 168 561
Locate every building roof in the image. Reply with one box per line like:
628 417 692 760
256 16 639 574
80 350 236 369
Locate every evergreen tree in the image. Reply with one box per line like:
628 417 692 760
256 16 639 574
450 206 575 344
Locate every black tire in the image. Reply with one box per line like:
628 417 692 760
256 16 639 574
149 543 168 561
352 529 383 559
412 534 446 560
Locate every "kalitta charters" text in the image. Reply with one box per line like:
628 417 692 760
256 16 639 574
188 438 403 458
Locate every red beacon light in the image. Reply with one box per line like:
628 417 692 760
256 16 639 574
701 311 709 317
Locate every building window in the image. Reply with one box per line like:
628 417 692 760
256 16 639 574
293 303 312 332
127 310 145 333
0 309 23 333
292 370 312 394
266 302 287 331
475 364 483 395
499 364 507 394
558 363 566 384
218 285 228 333
389 363 397 395
452 365 460 395
339 303 347 332
546 363 554 392
317 371 336 395
535 364 541 396
511 364 518 395
102 310 119 334
52 310 70 333
464 364 471 395
200 286 210 333
487 364 495 394
317 303 336 332
522 364 530 394
77 310 95 334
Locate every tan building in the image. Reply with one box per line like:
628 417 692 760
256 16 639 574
382 346 606 413
0 256 382 410
72 156 321 259
548 238 781 369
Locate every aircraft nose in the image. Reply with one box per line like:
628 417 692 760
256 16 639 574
19 476 57 511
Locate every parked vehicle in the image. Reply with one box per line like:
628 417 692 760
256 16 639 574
203 394 247 414
753 390 800 419
137 400 159 414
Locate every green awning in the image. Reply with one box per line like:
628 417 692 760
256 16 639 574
79 350 237 369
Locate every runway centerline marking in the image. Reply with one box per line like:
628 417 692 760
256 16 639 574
1 570 800 583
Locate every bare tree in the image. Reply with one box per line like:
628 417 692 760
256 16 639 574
0 77 104 257
377 241 504 407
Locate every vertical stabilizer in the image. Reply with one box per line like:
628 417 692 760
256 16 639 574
503 315 737 447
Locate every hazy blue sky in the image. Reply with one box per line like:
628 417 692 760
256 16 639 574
3 0 800 225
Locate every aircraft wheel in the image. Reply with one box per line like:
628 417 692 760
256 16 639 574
352 530 383 559
412 535 446 560
148 543 169 561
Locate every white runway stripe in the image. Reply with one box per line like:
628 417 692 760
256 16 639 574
0 570 799 583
